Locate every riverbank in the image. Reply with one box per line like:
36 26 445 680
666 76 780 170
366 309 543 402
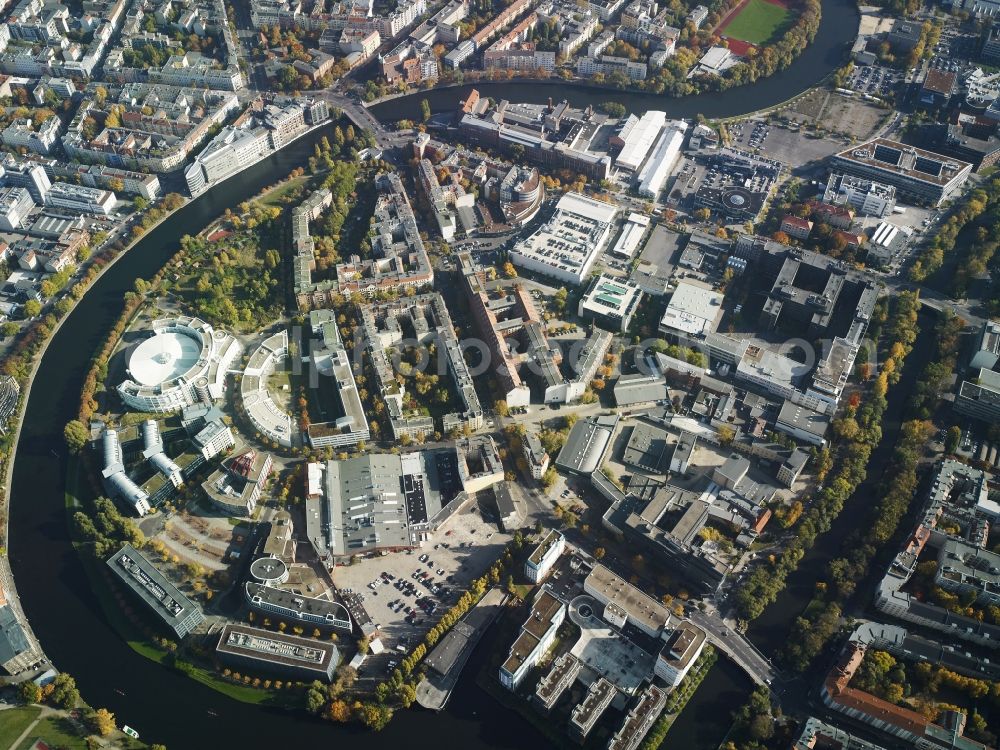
369 0 858 122
0 193 189 679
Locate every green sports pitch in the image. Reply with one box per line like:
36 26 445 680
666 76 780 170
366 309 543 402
721 0 795 45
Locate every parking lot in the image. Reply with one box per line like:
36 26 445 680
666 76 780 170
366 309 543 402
730 118 848 171
845 64 901 98
333 499 514 677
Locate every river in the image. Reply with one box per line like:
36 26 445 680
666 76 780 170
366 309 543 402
369 0 859 122
6 2 866 744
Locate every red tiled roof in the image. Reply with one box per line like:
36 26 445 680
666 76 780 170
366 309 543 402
781 215 812 229
824 644 929 738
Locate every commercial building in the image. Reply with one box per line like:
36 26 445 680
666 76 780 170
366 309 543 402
636 120 687 199
823 173 896 217
191 417 235 461
215 623 340 682
609 212 650 260
584 563 671 638
653 619 707 686
509 191 618 285
107 544 204 638
117 316 242 413
578 274 643 332
608 685 667 750
659 280 723 337
866 221 907 267
0 186 34 230
306 441 500 563
499 590 566 690
777 449 808 487
44 182 116 215
828 138 971 205
101 428 152 516
614 111 666 172
239 330 294 448
457 94 613 181
887 18 922 50
920 68 956 109
555 415 617 475
525 530 565 583
775 399 831 446
534 653 581 712
955 320 1000 424
244 582 353 632
202 449 272 517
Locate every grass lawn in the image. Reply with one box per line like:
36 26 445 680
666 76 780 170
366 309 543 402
0 707 41 750
258 174 309 208
723 0 794 44
14 716 88 750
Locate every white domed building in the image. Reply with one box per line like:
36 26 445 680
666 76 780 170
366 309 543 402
118 316 242 413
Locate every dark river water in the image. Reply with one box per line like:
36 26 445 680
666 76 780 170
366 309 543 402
8 2 865 744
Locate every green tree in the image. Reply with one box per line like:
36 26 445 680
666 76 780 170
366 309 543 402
88 708 116 736
945 425 962 454
18 681 42 704
305 680 326 714
23 300 41 318
1 321 18 338
64 420 89 453
49 673 80 709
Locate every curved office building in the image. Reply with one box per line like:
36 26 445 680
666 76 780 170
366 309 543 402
117 316 241 413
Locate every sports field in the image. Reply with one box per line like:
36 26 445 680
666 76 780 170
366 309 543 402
720 0 795 45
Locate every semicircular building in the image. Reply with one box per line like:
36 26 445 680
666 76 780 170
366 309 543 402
117 316 242 413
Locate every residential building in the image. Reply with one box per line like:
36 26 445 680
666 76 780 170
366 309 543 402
935 539 1000 607
522 431 549 480
780 215 813 240
569 678 616 741
499 590 566 690
524 530 565 583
